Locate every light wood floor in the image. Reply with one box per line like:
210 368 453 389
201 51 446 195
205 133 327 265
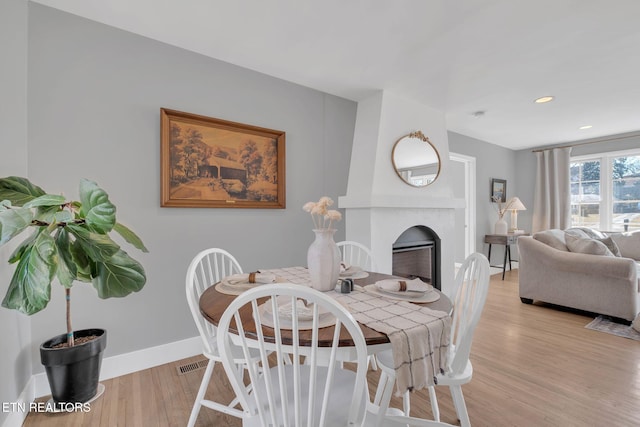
24 269 640 426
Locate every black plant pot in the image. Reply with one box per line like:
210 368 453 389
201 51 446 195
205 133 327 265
40 328 107 404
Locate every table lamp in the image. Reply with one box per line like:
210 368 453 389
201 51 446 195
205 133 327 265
508 197 526 233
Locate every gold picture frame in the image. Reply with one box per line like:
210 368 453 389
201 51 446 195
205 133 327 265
160 108 285 208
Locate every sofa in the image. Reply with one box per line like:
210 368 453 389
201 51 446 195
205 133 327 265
518 228 640 322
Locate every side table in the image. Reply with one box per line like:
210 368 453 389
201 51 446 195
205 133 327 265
484 233 529 280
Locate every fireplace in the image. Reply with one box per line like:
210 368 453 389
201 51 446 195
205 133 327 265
337 90 464 295
392 226 440 290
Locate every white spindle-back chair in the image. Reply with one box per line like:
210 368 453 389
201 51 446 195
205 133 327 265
217 283 371 427
337 240 378 271
185 248 249 426
374 252 490 427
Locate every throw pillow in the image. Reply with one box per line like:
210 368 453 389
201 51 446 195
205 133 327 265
598 236 621 257
565 227 606 239
533 229 568 251
609 231 640 261
564 228 620 256
564 233 615 257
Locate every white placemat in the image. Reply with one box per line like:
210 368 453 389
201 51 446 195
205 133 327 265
215 275 288 295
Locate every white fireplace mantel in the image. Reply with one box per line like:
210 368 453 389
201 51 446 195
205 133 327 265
339 195 465 210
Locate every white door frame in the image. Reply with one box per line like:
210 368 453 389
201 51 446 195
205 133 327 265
450 152 476 258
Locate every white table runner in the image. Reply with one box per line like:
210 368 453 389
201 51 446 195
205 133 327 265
262 266 451 394
333 290 450 394
260 266 312 286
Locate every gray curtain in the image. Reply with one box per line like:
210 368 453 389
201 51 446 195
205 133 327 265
532 147 572 232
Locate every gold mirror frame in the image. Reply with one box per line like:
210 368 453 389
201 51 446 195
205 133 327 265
391 131 441 187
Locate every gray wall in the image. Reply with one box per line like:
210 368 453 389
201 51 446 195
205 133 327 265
514 131 640 233
513 149 537 233
21 3 355 375
0 0 32 424
448 131 519 263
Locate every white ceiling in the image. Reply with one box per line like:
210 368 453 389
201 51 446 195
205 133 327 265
33 0 640 150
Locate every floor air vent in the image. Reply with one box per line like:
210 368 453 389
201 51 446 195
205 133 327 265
176 359 208 375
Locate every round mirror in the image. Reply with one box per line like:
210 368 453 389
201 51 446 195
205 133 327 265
391 131 441 187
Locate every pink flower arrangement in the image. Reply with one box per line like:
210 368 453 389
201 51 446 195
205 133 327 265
303 196 342 230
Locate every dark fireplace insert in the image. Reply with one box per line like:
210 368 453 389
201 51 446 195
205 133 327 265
392 226 441 290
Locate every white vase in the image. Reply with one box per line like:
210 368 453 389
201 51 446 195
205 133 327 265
307 229 340 292
494 217 508 234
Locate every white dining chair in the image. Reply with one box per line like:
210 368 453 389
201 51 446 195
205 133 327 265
216 283 374 427
185 248 253 426
374 252 490 427
337 240 378 271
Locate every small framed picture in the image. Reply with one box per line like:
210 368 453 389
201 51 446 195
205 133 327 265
491 178 507 202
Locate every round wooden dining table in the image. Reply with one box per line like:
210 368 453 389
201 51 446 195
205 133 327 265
199 271 453 350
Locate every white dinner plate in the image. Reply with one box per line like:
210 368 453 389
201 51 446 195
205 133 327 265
364 284 440 303
259 296 335 330
378 289 426 298
375 282 433 298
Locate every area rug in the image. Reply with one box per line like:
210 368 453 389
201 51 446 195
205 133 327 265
585 316 640 341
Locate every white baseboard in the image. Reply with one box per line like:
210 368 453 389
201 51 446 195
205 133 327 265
33 335 202 398
1 377 35 427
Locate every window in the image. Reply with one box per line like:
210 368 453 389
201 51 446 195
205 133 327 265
570 150 640 232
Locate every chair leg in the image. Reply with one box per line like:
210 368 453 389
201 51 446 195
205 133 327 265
188 359 245 425
427 386 440 421
228 363 246 408
402 389 410 415
398 386 438 420
373 370 390 405
372 370 395 427
450 385 471 427
187 358 215 427
368 354 379 371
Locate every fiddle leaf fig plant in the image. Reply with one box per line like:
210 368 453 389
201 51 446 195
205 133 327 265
0 176 148 346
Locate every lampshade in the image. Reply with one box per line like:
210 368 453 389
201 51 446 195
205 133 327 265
508 197 526 211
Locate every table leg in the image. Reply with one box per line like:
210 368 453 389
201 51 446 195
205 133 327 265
502 245 508 280
487 244 492 263
508 245 512 271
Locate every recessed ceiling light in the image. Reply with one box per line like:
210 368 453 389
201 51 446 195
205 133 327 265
579 125 593 130
534 96 554 104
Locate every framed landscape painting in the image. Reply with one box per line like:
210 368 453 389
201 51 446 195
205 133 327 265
491 178 507 202
160 108 286 208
